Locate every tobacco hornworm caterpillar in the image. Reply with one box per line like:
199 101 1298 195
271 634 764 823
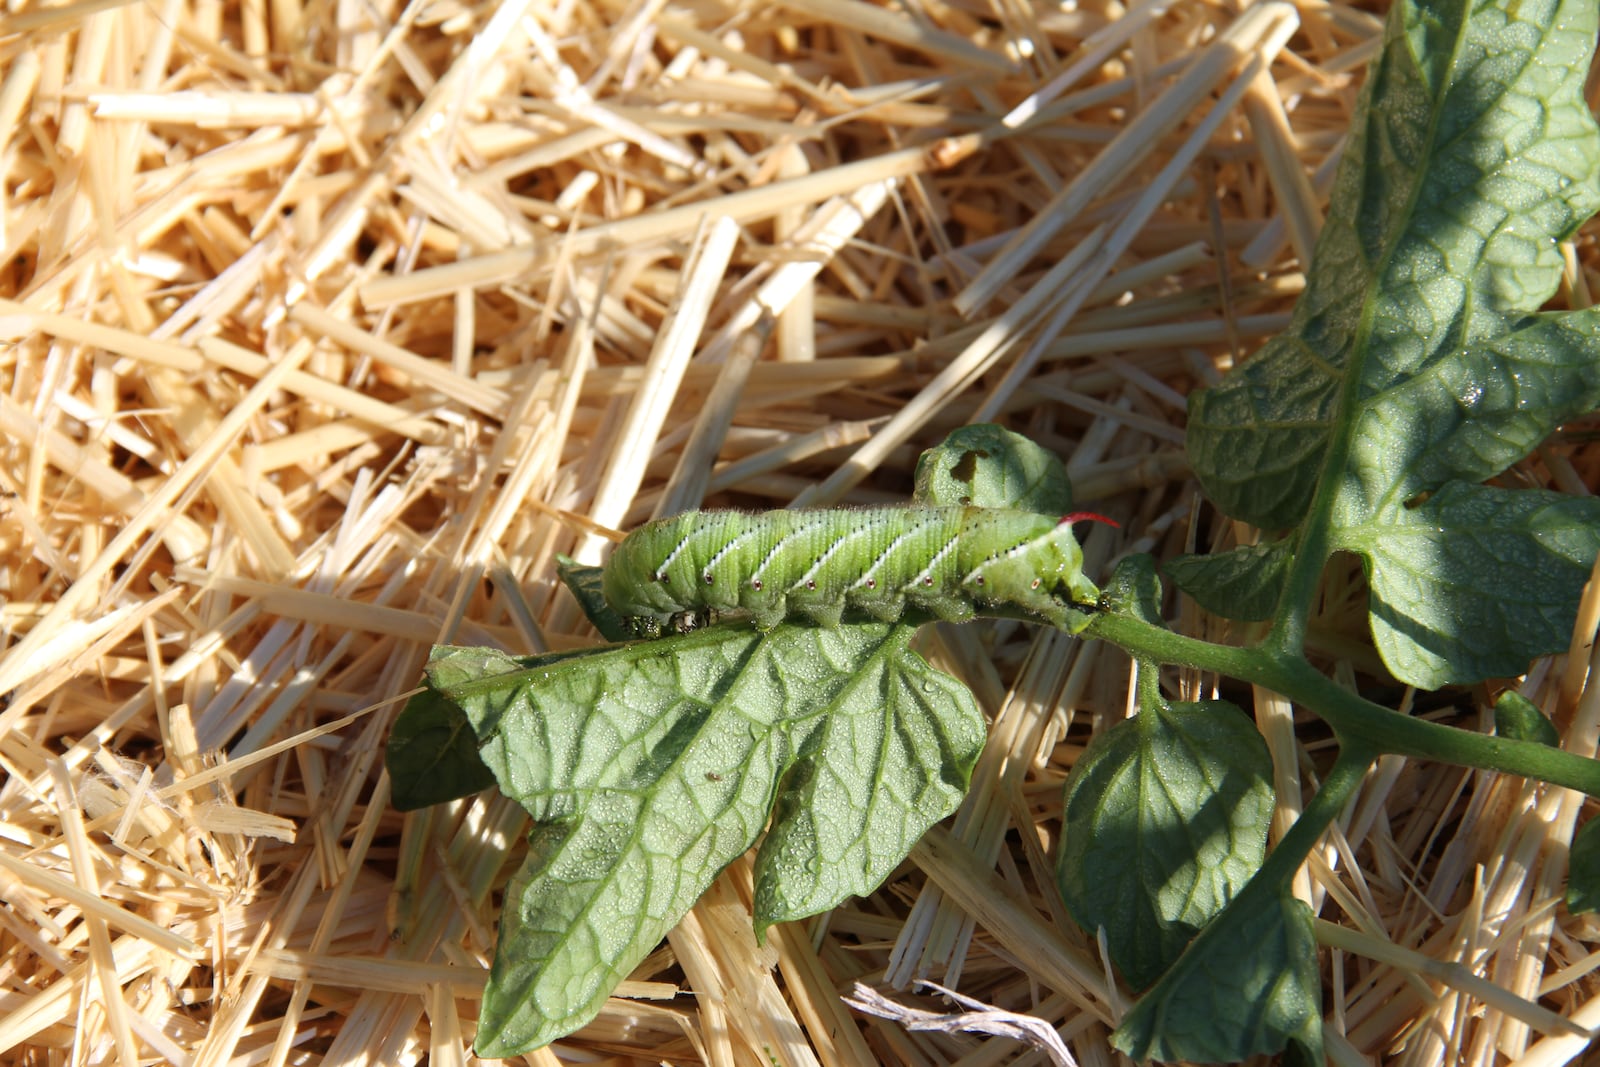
602 506 1104 638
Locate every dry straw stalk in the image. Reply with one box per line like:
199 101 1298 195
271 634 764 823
2 0 1599 1064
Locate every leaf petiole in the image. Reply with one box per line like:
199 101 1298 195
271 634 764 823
1085 613 1600 798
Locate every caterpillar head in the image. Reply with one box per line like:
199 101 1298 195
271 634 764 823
959 512 1112 627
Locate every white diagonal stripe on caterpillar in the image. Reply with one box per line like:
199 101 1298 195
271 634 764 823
699 519 752 585
852 510 938 592
751 510 831 591
908 524 961 594
791 514 880 593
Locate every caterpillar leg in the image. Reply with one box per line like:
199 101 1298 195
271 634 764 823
1037 596 1098 635
793 597 846 628
749 602 790 631
670 608 713 634
905 591 976 624
627 615 666 639
854 596 910 623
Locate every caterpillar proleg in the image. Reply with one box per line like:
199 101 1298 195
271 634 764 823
602 506 1106 637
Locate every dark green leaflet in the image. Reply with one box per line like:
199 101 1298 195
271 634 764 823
601 506 1102 637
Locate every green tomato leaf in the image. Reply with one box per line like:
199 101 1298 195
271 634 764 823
1186 0 1600 686
1165 541 1293 622
1350 483 1600 687
428 625 982 1056
1189 0 1600 526
386 646 599 811
557 554 633 641
1113 890 1323 1065
1341 315 1600 510
1056 701 1274 991
1493 690 1560 747
1100 553 1164 627
912 422 1073 513
751 632 986 934
387 684 498 811
1566 817 1600 915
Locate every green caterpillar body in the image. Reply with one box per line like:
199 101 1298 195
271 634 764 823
602 506 1101 637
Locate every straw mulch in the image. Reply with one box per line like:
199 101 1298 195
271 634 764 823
3 0 1599 1063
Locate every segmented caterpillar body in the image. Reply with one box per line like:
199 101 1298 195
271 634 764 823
602 506 1101 637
